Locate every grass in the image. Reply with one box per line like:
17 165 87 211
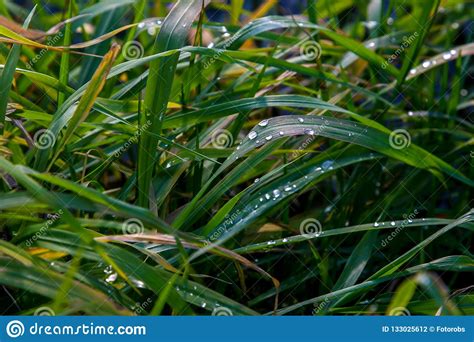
0 0 472 316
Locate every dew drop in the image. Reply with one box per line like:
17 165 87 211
265 135 273 141
322 160 334 170
368 42 375 48
390 221 396 226
254 178 260 183
248 131 257 140
409 68 417 75
408 111 414 116
282 238 288 243
422 61 430 68
279 131 285 136
273 189 281 197
442 53 452 60
207 42 215 48
365 21 378 29
258 119 269 127
284 186 292 191
374 222 379 227
265 194 271 200
105 273 118 283
304 128 315 135
298 118 304 123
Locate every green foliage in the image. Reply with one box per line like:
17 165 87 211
0 0 472 316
